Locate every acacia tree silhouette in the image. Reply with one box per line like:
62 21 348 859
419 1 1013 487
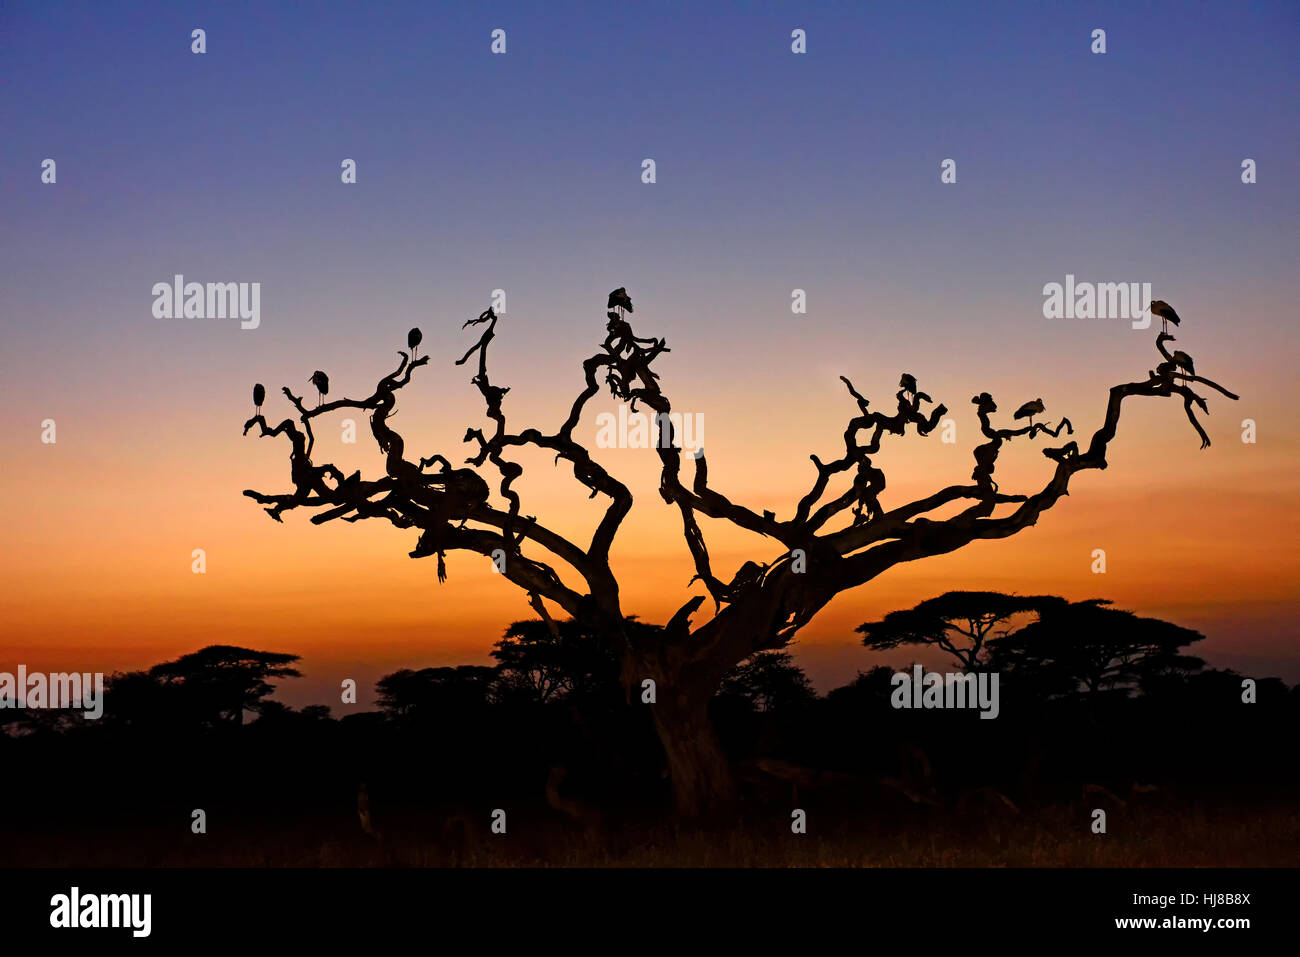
149 645 302 727
242 289 1237 817
988 599 1208 698
858 591 1063 672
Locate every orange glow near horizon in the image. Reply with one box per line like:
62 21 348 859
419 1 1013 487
5 329 1298 704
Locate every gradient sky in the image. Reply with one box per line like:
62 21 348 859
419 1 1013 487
3 1 1298 709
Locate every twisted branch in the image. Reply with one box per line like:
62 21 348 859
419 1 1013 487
242 294 1236 672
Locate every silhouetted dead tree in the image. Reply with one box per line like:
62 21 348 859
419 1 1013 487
242 290 1237 817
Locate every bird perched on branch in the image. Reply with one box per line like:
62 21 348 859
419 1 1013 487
407 327 423 360
309 370 330 407
1149 300 1181 335
1171 350 1195 380
898 372 931 404
1014 397 1045 428
252 383 265 416
607 287 634 314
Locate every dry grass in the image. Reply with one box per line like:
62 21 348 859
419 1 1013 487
12 802 1300 868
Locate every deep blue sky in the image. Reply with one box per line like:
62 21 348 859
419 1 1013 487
5 1 1296 349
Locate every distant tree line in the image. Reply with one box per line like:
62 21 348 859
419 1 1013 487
1 593 1295 841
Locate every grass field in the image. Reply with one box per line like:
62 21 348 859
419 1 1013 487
11 801 1299 868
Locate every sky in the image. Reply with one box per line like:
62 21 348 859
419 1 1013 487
2 0 1298 709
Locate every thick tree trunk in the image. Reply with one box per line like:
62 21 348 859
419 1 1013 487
625 643 738 819
650 684 736 818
